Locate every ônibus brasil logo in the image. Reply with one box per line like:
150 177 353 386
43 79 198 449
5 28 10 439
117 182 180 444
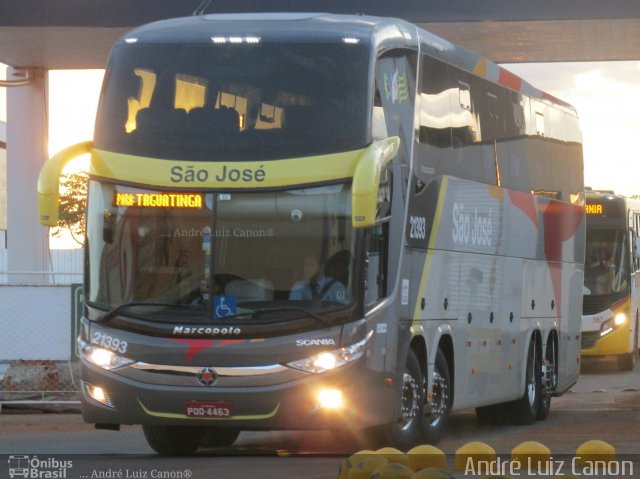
8 455 72 478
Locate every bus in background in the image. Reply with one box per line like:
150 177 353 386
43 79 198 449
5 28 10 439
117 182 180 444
37 13 584 453
582 190 640 370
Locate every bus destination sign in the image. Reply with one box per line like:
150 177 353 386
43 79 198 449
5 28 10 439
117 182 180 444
113 192 204 208
585 200 622 218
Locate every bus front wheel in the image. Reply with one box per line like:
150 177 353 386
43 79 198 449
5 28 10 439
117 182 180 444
616 318 638 371
366 348 424 449
142 425 206 454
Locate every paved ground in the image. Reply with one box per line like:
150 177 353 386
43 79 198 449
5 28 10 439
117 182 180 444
0 356 638 478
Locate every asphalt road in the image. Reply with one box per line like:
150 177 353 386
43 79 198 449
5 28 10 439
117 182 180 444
0 356 638 479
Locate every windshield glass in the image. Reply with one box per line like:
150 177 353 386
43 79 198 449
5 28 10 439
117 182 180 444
94 42 369 161
86 181 356 323
584 229 629 295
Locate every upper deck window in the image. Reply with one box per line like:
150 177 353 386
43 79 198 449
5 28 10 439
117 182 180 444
95 42 370 161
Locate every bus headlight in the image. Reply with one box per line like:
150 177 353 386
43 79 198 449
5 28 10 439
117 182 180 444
614 313 627 326
78 339 134 370
287 336 369 374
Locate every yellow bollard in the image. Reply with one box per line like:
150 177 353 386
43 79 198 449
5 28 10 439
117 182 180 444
369 463 415 479
347 456 389 479
338 450 387 479
453 441 496 472
511 440 551 472
407 445 447 471
376 447 412 467
574 439 616 467
412 467 455 479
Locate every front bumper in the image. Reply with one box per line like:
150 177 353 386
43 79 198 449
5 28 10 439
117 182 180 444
80 358 397 430
581 324 630 356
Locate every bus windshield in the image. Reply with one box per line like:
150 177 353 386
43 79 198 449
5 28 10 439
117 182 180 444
94 42 370 161
85 181 356 323
584 229 629 295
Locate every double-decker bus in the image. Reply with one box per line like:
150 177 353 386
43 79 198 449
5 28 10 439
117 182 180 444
38 13 584 453
582 190 640 370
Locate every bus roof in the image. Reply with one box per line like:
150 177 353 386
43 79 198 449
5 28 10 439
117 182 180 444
119 13 577 116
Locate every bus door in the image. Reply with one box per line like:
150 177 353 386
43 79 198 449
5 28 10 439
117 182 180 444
370 49 417 372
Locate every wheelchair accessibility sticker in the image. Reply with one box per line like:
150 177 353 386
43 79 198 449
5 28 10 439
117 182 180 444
214 295 237 319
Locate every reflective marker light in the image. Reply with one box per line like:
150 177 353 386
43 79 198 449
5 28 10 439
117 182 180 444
614 313 627 326
600 322 614 337
211 36 261 44
342 37 360 44
316 388 343 410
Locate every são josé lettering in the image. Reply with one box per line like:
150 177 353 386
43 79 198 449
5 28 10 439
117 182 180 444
170 164 266 183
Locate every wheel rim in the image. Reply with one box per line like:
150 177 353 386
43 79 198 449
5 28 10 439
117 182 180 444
426 369 449 427
398 371 420 431
527 343 537 407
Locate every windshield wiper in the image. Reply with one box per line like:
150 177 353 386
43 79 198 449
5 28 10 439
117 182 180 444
222 306 331 325
94 301 205 323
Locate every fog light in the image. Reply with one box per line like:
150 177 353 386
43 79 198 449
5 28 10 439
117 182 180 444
614 313 626 326
317 388 343 410
85 383 114 408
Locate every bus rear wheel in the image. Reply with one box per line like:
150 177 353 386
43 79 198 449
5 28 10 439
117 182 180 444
509 338 541 425
142 425 206 454
422 348 451 443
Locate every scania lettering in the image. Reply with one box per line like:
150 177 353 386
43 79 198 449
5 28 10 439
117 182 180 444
581 189 640 370
38 13 584 453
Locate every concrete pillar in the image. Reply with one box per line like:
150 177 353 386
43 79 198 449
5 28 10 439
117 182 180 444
6 67 49 284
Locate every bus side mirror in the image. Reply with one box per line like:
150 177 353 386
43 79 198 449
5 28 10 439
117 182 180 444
37 141 93 226
351 137 399 228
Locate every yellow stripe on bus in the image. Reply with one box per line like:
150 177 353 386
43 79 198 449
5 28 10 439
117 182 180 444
412 177 450 320
90 147 367 189
138 399 280 421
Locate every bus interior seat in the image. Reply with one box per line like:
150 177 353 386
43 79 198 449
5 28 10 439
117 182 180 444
135 107 187 133
225 279 275 302
324 250 351 286
188 106 239 133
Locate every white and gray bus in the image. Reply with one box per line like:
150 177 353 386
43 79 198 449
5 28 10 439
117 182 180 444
38 13 585 453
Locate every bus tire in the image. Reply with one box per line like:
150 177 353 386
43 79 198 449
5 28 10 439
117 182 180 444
422 348 452 443
537 335 558 421
366 348 424 449
616 318 638 371
142 425 206 454
200 428 241 448
509 338 541 425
